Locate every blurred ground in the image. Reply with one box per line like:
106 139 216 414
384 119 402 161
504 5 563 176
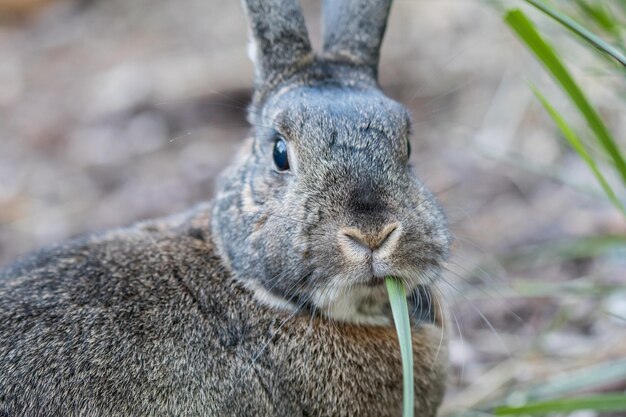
0 0 625 414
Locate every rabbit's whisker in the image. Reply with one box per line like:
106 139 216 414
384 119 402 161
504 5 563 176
448 297 467 387
261 266 315 301
437 277 508 357
440 263 524 325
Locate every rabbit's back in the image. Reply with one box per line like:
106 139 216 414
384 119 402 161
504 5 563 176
0 206 269 416
0 205 445 417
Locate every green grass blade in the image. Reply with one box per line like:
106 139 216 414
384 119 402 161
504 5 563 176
512 359 626 402
496 234 626 270
525 0 626 67
385 277 414 417
505 9 626 186
531 86 626 215
575 0 620 36
495 394 626 415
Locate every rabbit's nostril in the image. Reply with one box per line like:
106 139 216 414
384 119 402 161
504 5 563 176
339 223 401 253
343 230 371 251
377 223 399 250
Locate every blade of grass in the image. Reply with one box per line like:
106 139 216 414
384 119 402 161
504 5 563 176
385 277 414 417
461 279 624 300
500 234 626 267
495 394 626 415
513 359 626 402
505 9 626 187
524 0 626 67
575 0 620 36
531 86 626 215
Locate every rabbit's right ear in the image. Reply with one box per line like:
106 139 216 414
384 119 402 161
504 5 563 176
241 0 313 85
322 0 393 77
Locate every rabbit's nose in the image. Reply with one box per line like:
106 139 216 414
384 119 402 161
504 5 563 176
339 223 401 255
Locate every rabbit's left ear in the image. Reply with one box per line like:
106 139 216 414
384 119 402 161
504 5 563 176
322 0 393 77
241 0 313 85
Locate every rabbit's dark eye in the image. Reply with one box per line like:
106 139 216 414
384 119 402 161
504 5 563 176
407 140 412 158
273 138 290 171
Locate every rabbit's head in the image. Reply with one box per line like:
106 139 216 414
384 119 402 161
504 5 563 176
213 0 450 324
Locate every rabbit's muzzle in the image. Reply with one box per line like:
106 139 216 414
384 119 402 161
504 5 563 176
338 222 402 282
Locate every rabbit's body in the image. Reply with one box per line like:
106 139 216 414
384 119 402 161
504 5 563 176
1 0 453 415
0 205 445 417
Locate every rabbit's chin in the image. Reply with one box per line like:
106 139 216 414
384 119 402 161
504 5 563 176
242 277 392 326
307 263 443 326
243 268 440 326
311 283 393 326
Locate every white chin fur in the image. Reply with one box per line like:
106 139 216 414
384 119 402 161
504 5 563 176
244 278 392 327
312 283 391 327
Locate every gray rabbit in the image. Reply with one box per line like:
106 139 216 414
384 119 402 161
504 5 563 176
0 0 451 416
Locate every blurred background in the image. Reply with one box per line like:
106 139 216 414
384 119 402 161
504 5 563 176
0 0 624 415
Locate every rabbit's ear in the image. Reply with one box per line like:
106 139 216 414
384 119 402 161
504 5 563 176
322 0 393 76
241 0 313 84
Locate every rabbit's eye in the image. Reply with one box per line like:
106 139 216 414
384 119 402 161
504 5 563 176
407 140 412 158
273 138 290 171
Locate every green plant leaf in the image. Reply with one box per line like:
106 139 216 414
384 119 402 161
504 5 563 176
575 0 620 36
385 277 414 417
509 359 626 403
505 8 626 188
531 86 626 215
503 234 626 264
525 0 626 67
495 394 626 415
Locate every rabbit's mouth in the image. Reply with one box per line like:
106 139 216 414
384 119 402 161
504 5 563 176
311 281 393 326
308 280 440 327
308 268 441 327
363 276 386 288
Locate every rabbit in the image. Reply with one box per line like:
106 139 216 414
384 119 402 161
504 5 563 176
0 0 452 416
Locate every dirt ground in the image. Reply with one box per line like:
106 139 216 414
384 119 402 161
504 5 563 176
1 0 625 414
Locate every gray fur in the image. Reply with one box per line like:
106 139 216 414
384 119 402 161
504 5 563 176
323 0 393 74
242 0 313 86
0 1 451 416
